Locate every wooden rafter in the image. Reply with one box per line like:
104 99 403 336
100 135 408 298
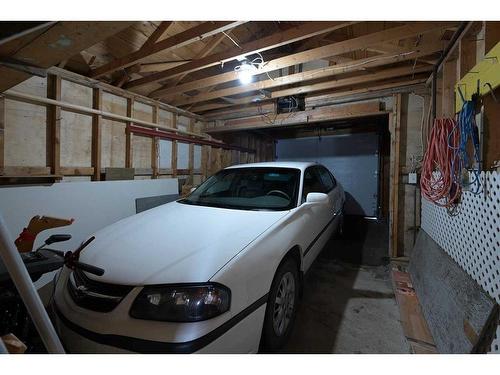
90 21 245 78
169 32 228 87
125 21 356 90
270 65 432 98
0 21 134 92
194 77 427 116
151 21 454 100
206 101 384 132
141 21 173 50
170 41 444 107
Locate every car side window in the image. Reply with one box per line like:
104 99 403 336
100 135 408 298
302 167 325 202
317 166 335 192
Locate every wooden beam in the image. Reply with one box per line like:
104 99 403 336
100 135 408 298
0 22 134 92
304 78 428 108
46 74 61 176
4 88 203 138
50 66 204 121
441 59 457 117
197 77 427 117
171 43 443 106
208 101 384 132
271 65 433 98
390 93 402 257
91 88 102 181
141 21 173 50
171 114 178 178
150 22 453 99
458 37 477 80
125 98 134 168
90 22 244 78
151 104 160 178
127 21 356 90
188 118 195 184
170 32 228 87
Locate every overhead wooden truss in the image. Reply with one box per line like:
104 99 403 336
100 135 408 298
0 21 459 123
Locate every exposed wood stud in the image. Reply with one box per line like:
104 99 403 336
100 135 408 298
442 59 457 117
125 97 134 168
389 93 402 258
151 104 160 179
458 37 476 80
91 87 102 181
188 118 195 184
171 114 178 178
46 74 61 176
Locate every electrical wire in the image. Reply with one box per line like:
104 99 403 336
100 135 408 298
420 118 462 211
449 100 482 195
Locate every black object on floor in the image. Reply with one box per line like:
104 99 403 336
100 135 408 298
328 215 389 266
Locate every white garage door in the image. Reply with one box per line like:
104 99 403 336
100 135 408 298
276 132 380 217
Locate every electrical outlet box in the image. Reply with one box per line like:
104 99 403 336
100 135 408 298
409 172 418 184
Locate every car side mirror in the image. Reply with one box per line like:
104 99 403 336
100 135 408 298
306 192 329 204
45 234 72 245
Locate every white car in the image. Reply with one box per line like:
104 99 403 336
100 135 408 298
51 161 345 353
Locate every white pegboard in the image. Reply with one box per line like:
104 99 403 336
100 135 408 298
421 171 500 354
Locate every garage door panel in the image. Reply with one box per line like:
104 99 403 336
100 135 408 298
276 133 379 217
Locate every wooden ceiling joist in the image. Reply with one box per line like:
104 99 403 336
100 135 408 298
270 64 433 98
206 101 385 133
0 21 134 92
140 21 173 50
195 77 427 117
89 21 245 78
170 41 444 107
125 21 356 90
151 21 453 100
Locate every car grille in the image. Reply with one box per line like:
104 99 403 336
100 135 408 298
67 268 133 312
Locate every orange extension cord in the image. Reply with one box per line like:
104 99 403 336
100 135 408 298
420 118 461 208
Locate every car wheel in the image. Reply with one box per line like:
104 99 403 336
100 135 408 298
261 258 300 352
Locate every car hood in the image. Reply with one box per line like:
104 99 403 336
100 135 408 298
79 201 287 285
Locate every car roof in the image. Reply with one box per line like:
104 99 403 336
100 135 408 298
225 161 317 172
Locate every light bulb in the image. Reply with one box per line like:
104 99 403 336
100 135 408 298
237 61 257 85
239 70 253 84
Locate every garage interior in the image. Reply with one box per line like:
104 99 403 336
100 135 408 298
0 20 499 355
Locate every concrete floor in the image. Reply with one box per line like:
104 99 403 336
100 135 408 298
281 217 410 354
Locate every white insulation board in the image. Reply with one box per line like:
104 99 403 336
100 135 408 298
0 179 178 252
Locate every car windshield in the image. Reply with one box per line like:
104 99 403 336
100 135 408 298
179 167 300 211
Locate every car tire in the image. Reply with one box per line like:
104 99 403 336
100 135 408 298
260 257 300 352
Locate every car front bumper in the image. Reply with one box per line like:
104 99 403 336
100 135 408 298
50 269 267 354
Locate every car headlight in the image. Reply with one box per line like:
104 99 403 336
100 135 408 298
129 283 231 322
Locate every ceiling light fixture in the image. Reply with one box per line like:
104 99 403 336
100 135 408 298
234 53 266 85
235 61 258 85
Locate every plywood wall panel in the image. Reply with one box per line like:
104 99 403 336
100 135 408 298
60 110 92 167
101 119 126 168
132 134 152 168
102 92 127 116
4 99 46 166
61 79 92 107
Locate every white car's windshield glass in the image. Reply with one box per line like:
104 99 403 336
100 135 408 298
179 167 300 211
